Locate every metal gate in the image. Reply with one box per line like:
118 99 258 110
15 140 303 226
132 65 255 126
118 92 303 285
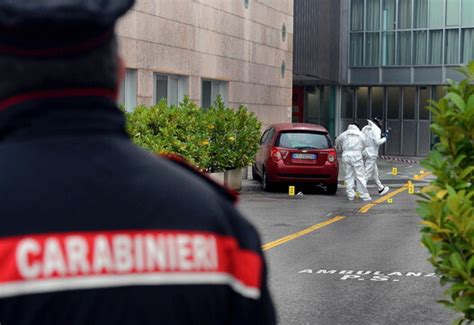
340 85 434 157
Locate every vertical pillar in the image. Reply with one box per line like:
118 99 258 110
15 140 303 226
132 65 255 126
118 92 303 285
137 69 153 106
335 86 342 136
188 75 201 106
327 86 336 139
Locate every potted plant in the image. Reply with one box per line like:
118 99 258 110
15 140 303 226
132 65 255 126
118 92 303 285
124 96 261 191
206 97 261 191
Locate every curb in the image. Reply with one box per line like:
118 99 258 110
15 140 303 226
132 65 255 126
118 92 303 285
379 156 421 164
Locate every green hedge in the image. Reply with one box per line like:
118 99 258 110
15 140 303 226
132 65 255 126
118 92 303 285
417 62 474 324
125 96 261 172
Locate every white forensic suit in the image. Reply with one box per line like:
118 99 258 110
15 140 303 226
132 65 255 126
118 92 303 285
362 120 389 196
335 125 371 201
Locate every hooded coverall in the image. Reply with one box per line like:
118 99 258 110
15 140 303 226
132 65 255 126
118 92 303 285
335 125 371 201
362 120 387 192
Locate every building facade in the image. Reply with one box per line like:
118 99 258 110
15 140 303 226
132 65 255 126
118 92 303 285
116 0 294 129
293 0 474 156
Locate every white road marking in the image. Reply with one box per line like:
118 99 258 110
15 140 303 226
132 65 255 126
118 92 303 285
298 269 440 283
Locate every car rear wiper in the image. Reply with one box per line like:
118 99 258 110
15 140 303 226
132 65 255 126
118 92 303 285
295 146 320 150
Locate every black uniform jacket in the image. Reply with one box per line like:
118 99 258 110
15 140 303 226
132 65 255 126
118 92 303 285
0 93 276 324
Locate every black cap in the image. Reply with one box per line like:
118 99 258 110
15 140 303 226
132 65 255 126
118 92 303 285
0 0 135 28
0 0 135 57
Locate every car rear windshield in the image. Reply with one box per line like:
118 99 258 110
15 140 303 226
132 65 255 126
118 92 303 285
276 131 331 149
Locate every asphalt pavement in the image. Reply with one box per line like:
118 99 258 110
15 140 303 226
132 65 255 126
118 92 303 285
237 160 457 324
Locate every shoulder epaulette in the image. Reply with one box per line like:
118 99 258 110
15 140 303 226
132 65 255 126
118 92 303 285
160 154 239 204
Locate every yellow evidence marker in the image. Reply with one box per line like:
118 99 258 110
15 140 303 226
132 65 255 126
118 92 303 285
408 184 415 194
289 186 295 196
387 198 393 203
391 167 398 176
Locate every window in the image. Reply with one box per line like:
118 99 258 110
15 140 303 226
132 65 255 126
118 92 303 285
397 31 412 65
414 0 428 28
350 33 364 66
202 80 228 108
320 87 333 130
462 0 474 26
118 69 137 112
382 0 397 30
168 78 179 106
365 33 380 65
366 0 381 30
429 0 444 28
399 0 413 29
387 87 400 119
446 0 460 26
357 87 369 118
154 74 167 104
371 87 384 119
341 88 355 118
403 87 416 119
260 128 274 145
429 30 443 64
462 28 474 63
351 0 364 31
414 31 428 64
260 129 269 144
419 87 431 120
277 132 330 149
153 73 187 106
435 85 446 100
382 32 396 65
445 29 460 64
305 87 321 124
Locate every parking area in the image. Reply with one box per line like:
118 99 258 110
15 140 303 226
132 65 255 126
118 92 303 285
237 163 455 324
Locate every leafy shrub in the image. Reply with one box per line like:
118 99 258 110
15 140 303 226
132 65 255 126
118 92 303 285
417 62 474 324
207 97 262 171
125 98 211 169
125 96 261 172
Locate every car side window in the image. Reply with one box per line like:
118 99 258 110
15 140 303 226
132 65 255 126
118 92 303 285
260 128 275 145
326 135 334 148
263 128 275 145
260 129 270 145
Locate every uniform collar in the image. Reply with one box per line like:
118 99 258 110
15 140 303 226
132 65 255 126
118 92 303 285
0 88 127 141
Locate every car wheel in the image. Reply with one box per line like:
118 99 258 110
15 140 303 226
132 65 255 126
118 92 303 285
262 169 273 192
252 164 261 181
327 183 338 195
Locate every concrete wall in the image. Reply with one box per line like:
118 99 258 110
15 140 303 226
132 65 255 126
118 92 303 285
116 0 294 128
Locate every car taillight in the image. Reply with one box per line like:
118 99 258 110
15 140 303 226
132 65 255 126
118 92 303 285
328 150 336 163
271 147 288 162
271 147 281 161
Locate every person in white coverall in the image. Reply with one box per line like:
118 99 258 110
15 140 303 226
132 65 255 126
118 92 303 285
335 124 372 201
362 120 390 196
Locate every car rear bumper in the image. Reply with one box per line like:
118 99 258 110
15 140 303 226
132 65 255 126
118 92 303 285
266 160 338 184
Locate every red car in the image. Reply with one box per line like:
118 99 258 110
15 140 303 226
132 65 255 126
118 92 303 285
252 123 339 193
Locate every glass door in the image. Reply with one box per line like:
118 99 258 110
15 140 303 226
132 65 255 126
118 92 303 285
385 87 401 155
